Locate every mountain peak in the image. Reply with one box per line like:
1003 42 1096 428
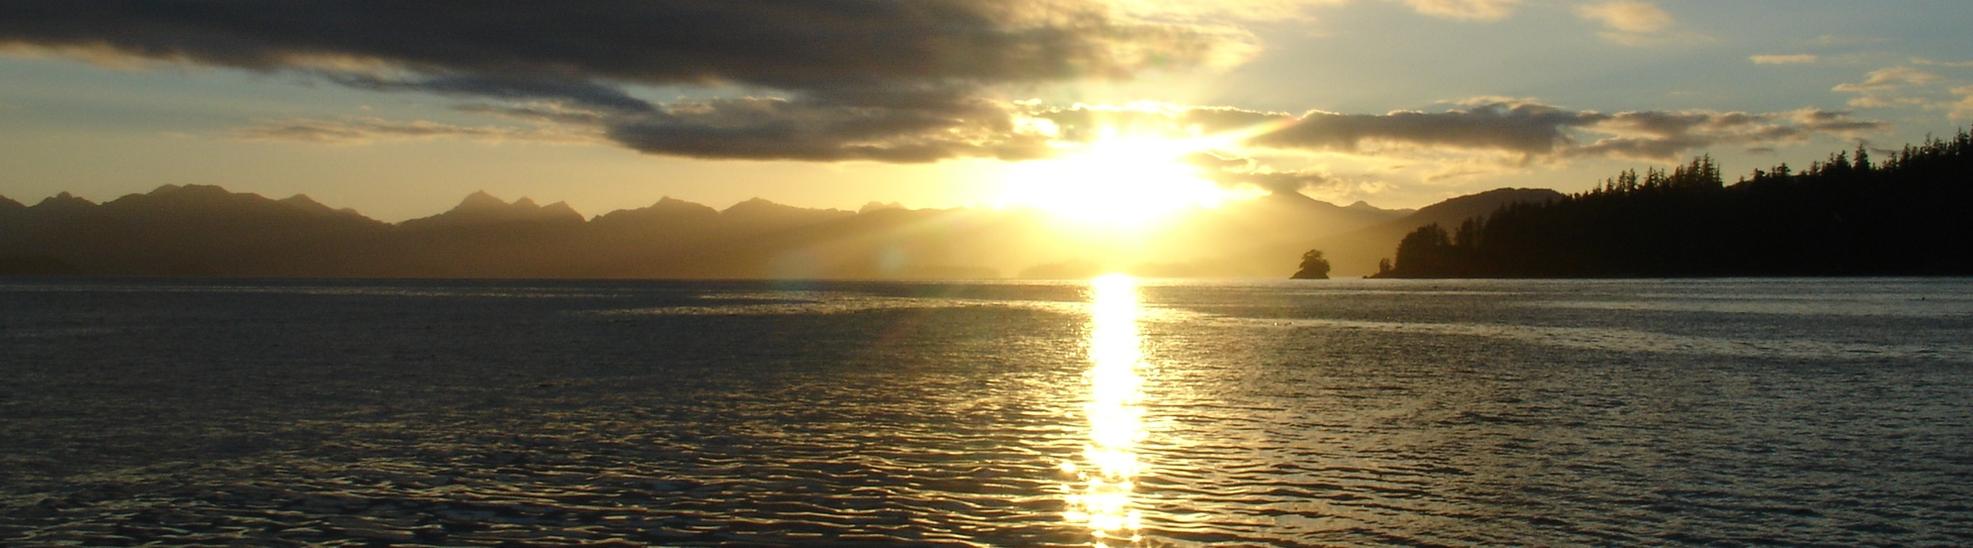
0 194 22 210
149 183 230 196
37 192 97 209
456 190 508 211
723 197 803 216
859 201 904 214
539 200 582 220
653 196 708 209
278 194 344 215
405 190 583 228
727 197 782 209
1256 190 1344 211
591 196 719 228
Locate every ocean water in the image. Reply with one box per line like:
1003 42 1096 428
3 277 1972 545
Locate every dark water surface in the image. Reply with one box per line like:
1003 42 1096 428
3 277 1971 545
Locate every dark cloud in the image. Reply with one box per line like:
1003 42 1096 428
1229 170 1337 194
0 0 1241 162
1254 102 1603 155
330 73 655 113
1181 151 1346 194
0 1 1229 89
452 103 609 126
1790 109 1885 132
604 96 1050 162
1244 101 1884 161
1571 108 1883 159
1566 134 1713 159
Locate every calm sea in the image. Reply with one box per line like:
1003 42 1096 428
3 277 1971 545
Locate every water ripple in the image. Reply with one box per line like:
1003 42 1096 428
3 278 1971 544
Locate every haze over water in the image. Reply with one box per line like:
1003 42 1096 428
4 277 1972 544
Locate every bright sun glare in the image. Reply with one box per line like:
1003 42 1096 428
998 132 1253 230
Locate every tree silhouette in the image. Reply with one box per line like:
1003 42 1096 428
1371 129 1973 278
1291 249 1332 279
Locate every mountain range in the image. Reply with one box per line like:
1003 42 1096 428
0 184 1556 279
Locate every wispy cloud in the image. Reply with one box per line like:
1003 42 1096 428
1913 57 1973 69
1809 34 1886 47
1401 0 1520 21
1833 66 1942 108
1750 54 1819 65
1834 67 1940 92
1574 1 1683 46
1952 86 1973 120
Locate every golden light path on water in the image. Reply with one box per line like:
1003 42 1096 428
1063 273 1149 544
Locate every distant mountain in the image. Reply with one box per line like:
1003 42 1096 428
0 184 1458 279
1130 190 1407 277
1348 200 1412 216
592 197 720 231
1 184 390 276
400 191 584 229
720 198 854 233
29 192 97 216
1212 188 1562 278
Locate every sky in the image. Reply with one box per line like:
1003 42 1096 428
1 0 1970 222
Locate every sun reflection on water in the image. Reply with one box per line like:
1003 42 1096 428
1064 273 1149 544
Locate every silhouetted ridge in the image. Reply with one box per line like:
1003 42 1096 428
273 194 365 218
279 194 327 209
1372 131 1973 277
34 192 96 211
538 201 582 221
0 184 390 276
5 179 1574 279
719 198 854 233
590 197 719 228
461 190 505 206
402 191 583 229
652 196 718 213
1406 188 1563 223
860 201 905 214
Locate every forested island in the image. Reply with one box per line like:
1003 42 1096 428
1367 129 1973 278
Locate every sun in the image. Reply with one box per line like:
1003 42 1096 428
997 132 1254 231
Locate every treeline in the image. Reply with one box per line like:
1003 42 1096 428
1374 129 1973 277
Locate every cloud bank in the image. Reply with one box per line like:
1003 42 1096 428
1245 101 1881 161
0 0 1249 162
0 1 1895 174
